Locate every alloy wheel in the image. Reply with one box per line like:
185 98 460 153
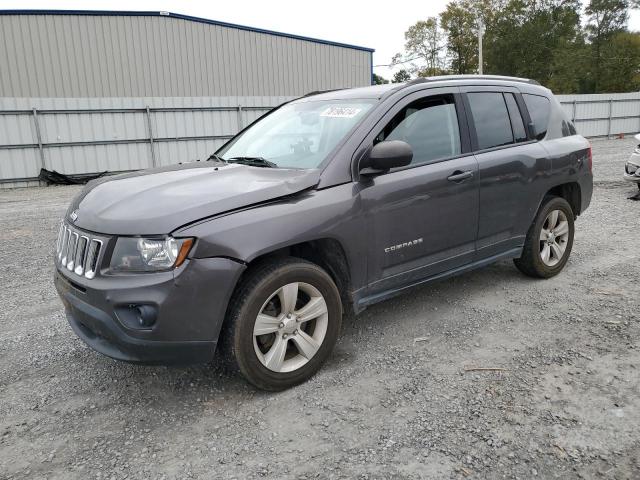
253 282 329 373
539 209 570 267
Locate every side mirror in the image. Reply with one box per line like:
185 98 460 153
359 140 413 176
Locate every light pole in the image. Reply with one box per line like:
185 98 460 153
478 18 484 75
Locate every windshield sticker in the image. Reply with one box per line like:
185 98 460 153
320 106 362 118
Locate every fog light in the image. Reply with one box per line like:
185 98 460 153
135 305 157 328
115 304 158 329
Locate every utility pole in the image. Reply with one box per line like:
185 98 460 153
478 18 484 75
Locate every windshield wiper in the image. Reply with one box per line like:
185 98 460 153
226 156 278 168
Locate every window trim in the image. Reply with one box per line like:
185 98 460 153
460 86 545 155
351 86 472 179
503 92 529 144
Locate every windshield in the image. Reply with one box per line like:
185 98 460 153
217 100 376 169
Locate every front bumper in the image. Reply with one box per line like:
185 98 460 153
54 257 246 365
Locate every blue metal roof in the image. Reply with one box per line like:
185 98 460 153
0 9 375 53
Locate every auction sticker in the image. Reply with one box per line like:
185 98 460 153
320 106 362 118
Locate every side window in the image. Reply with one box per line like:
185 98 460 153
504 93 528 143
375 94 461 166
523 93 551 140
467 92 513 150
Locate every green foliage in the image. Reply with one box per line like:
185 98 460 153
440 1 478 74
372 73 389 85
393 0 640 93
585 0 631 90
598 31 640 92
392 69 412 83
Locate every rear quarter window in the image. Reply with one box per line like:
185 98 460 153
523 94 551 140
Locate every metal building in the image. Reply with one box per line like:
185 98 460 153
0 10 374 97
0 10 374 187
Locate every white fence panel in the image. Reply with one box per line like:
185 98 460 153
0 96 291 187
557 92 640 138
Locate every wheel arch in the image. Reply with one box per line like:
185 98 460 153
232 238 354 315
544 182 582 217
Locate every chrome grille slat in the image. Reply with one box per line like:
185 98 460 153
55 222 105 280
85 239 103 279
60 226 70 264
67 232 79 270
74 236 89 275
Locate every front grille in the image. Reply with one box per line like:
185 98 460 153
56 222 104 279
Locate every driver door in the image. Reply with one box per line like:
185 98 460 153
358 87 479 299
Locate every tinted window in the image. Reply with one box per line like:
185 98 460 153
376 95 461 166
504 93 528 142
467 92 513 150
523 94 551 140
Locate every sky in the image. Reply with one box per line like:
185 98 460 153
2 0 640 80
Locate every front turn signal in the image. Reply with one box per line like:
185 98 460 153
175 238 194 268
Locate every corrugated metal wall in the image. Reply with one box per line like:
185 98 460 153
0 12 373 98
557 92 640 138
0 96 292 187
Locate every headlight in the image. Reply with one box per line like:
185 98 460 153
109 236 194 272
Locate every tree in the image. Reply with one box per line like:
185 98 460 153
598 31 640 91
547 37 591 93
393 17 447 76
440 1 478 74
483 0 582 85
372 73 389 85
392 69 412 82
585 0 630 91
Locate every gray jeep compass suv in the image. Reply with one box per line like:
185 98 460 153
54 75 593 390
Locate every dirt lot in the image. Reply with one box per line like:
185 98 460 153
0 138 638 480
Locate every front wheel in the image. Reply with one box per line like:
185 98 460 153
514 196 575 278
222 258 342 391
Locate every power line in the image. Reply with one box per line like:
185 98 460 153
373 55 423 68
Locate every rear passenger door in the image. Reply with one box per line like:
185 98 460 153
461 87 551 260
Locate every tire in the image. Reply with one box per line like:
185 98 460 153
221 257 342 391
514 196 575 278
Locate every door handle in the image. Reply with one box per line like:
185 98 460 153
447 170 474 183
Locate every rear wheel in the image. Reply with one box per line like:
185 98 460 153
222 258 342 391
514 196 575 278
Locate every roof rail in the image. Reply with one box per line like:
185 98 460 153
398 75 540 88
406 78 430 86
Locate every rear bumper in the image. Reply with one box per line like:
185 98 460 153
54 257 246 365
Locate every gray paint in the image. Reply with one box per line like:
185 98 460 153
69 162 321 235
54 78 593 364
0 12 373 98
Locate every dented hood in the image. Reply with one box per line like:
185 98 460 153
67 163 320 235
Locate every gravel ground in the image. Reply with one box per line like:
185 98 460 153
0 138 638 480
